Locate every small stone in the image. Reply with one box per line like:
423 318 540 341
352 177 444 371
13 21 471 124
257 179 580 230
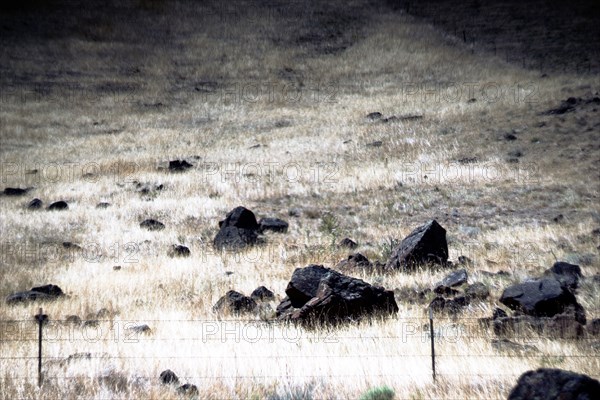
140 219 165 231
48 201 68 211
27 198 43 210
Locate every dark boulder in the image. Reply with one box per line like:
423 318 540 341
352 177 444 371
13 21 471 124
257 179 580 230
168 159 193 172
6 284 64 304
96 202 111 209
214 206 261 250
48 201 68 210
428 296 470 314
338 237 358 249
250 286 274 301
159 369 179 385
499 278 584 323
31 284 64 296
366 112 383 121
213 290 257 315
218 206 259 230
140 219 165 231
434 269 468 294
27 198 43 210
258 217 289 233
465 282 490 300
276 265 398 325
544 261 582 291
336 253 372 269
168 245 190 257
386 220 448 270
4 187 29 196
508 368 600 400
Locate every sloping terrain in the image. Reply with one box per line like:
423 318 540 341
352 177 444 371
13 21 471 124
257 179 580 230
0 1 598 399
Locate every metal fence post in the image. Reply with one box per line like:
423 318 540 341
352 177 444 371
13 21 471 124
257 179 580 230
429 307 436 382
35 308 48 387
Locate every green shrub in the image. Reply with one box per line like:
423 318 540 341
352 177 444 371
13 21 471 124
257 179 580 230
359 385 395 400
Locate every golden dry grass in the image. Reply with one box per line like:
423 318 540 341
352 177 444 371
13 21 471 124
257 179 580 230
0 1 599 399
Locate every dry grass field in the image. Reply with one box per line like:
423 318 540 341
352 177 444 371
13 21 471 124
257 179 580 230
0 0 599 399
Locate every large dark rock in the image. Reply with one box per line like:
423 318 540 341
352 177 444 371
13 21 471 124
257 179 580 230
499 278 584 323
250 286 274 301
276 265 398 325
214 206 261 250
434 269 468 294
4 187 29 196
213 290 257 315
218 206 259 230
508 368 600 400
6 284 64 304
386 220 448 270
544 261 582 291
258 217 289 233
159 369 179 385
168 159 193 172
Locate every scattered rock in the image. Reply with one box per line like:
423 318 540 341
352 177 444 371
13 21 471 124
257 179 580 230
177 383 198 395
3 187 29 196
258 217 289 233
499 278 585 323
168 245 190 257
250 286 275 302
140 219 165 231
504 132 518 141
336 253 373 270
96 202 111 209
366 140 383 147
159 369 179 385
276 265 398 325
508 368 600 400
48 200 68 210
386 220 449 270
113 265 122 271
127 324 151 334
27 198 43 210
543 261 582 291
366 112 383 121
338 237 358 249
542 97 580 115
168 159 193 172
428 295 470 314
213 290 257 315
434 269 468 294
214 206 262 250
6 284 65 304
465 282 489 300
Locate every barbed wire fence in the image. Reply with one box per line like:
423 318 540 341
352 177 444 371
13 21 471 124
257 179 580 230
1 308 597 392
